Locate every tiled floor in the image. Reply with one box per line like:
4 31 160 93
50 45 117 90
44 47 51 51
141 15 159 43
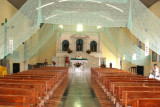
59 68 101 107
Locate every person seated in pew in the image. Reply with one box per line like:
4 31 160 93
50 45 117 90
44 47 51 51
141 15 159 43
149 64 160 78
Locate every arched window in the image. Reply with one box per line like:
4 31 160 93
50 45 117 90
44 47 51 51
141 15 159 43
76 39 83 51
62 40 69 51
90 41 97 52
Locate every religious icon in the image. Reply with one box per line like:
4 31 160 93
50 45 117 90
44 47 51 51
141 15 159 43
64 42 68 51
62 40 69 51
78 42 82 51
76 39 83 51
92 44 96 52
152 51 157 62
90 41 97 52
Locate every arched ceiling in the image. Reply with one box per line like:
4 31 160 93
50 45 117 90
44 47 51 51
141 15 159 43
7 0 160 9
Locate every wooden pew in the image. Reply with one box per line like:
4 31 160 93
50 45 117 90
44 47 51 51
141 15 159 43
91 68 160 107
0 79 49 93
106 79 158 92
111 82 160 95
0 94 30 107
116 86 160 101
0 87 35 106
120 91 160 107
0 82 44 102
132 98 160 107
0 67 68 107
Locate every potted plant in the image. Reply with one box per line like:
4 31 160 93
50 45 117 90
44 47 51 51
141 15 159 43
68 49 72 53
74 62 82 68
86 49 91 54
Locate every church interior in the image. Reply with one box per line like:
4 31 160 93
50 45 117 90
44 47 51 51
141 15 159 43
0 0 160 107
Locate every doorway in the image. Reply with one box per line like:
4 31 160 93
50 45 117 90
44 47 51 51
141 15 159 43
13 63 20 73
137 66 144 76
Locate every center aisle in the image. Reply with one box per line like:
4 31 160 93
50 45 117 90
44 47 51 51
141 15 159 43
59 68 101 107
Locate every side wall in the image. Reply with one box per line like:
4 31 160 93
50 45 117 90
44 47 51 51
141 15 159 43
0 0 17 25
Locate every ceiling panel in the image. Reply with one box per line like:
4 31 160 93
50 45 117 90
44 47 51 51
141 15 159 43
7 0 160 9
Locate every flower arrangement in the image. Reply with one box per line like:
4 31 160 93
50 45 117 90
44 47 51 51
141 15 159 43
86 49 91 54
100 64 106 68
74 62 82 68
68 49 73 53
52 61 56 65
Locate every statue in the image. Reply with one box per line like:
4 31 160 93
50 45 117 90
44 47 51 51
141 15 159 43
78 44 82 51
77 40 82 51
64 41 69 51
92 44 96 52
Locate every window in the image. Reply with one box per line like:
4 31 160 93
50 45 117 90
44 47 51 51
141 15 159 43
62 40 69 51
90 41 97 52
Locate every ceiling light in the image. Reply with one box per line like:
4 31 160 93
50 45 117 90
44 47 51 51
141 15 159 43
59 25 63 29
87 0 102 3
45 14 57 20
36 2 54 10
58 0 68 2
97 26 102 29
132 54 136 60
100 15 114 22
45 11 76 20
106 3 124 12
77 24 83 32
123 55 125 60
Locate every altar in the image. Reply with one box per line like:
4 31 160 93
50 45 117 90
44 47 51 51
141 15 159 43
55 33 102 68
70 58 88 72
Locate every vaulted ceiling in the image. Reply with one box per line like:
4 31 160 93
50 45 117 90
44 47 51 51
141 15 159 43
7 0 160 9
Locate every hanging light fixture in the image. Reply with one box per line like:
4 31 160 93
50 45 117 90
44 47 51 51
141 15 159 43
123 55 126 60
59 25 63 29
77 23 83 32
132 54 136 60
97 26 102 29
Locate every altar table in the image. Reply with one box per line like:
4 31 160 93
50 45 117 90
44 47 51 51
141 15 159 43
70 58 88 72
